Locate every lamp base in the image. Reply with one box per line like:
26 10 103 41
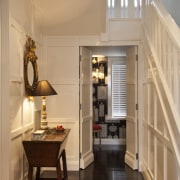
41 120 48 130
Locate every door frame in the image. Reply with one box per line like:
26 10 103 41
79 46 94 169
79 43 143 171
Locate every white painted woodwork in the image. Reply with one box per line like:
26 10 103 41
108 19 142 41
107 0 142 19
0 1 2 177
43 37 80 170
1 0 10 179
141 1 180 179
79 47 94 169
0 7 1 179
125 46 138 170
7 0 42 179
43 36 141 171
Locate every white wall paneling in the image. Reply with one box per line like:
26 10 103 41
48 118 80 170
8 0 42 178
46 85 79 118
43 37 80 170
141 1 180 179
0 7 1 178
10 135 23 180
142 40 180 180
1 0 10 179
108 19 142 41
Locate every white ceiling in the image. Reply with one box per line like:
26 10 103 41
33 1 130 55
34 0 94 27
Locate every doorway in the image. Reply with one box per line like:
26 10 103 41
79 45 139 170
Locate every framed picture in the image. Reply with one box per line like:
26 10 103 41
97 86 107 100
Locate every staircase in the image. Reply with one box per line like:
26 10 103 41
142 1 180 179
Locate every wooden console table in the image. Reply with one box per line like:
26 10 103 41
22 129 70 180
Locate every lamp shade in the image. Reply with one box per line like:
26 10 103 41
33 80 57 96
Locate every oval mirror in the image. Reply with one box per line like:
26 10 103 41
27 61 34 87
24 37 38 96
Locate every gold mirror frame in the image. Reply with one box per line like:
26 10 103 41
24 37 38 96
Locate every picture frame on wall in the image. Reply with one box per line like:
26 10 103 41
97 86 107 100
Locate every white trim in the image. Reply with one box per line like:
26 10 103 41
141 161 154 180
0 2 1 177
1 0 10 179
80 151 94 169
125 150 138 170
94 138 126 145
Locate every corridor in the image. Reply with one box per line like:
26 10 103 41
41 145 144 180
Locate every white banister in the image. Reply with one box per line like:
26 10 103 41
142 0 180 171
107 0 142 19
142 0 180 118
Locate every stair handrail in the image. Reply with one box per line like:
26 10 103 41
142 0 180 170
143 0 180 124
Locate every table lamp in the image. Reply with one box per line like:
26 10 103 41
33 80 57 129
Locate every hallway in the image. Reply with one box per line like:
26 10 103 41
77 145 144 180
40 145 144 180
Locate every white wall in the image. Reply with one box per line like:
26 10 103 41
161 0 180 27
9 0 42 179
0 0 10 179
42 36 80 170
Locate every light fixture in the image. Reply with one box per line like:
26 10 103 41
33 80 57 129
92 57 97 64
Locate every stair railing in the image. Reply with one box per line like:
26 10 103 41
107 0 142 19
142 0 180 170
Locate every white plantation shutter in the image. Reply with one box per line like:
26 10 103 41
112 64 126 117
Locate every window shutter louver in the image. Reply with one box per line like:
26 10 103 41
112 64 126 117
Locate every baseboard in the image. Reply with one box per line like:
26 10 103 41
67 160 80 171
125 151 138 170
80 151 94 169
43 160 80 171
94 138 126 145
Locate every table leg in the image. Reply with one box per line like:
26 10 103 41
28 165 33 180
62 150 68 179
36 167 40 180
56 160 62 180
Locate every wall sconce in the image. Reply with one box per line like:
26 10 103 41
33 80 57 129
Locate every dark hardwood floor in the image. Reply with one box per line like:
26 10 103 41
41 145 144 180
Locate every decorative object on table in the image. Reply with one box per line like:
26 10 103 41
31 130 45 140
33 80 57 129
24 36 38 96
55 125 65 133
